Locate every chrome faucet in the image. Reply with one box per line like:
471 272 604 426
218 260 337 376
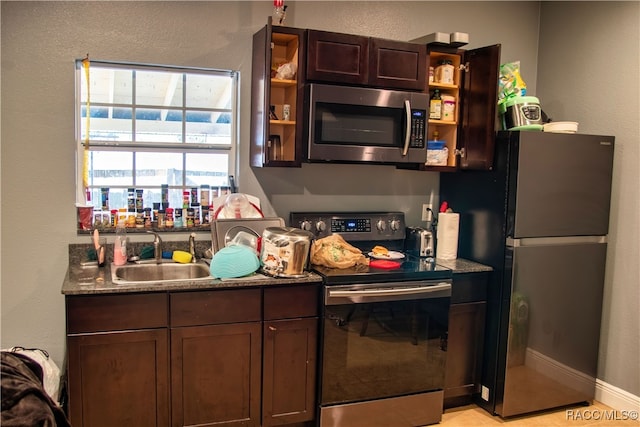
189 232 197 263
147 231 163 263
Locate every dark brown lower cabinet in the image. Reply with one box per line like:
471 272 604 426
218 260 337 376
171 323 262 427
66 286 319 427
445 302 486 402
262 285 319 427
444 272 488 408
66 293 170 427
263 318 318 427
170 288 263 427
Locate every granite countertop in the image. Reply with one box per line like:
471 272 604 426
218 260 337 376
63 242 491 295
436 258 493 274
62 263 324 295
63 241 324 295
62 257 492 296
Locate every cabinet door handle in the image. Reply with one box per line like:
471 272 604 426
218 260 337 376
268 326 277 331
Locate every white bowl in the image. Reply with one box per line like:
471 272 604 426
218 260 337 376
543 121 578 133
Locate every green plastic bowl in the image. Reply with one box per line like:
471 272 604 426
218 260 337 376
209 245 261 279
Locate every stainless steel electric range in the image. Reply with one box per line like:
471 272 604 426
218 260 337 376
290 212 453 427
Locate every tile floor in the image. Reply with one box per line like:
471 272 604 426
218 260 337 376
440 401 640 426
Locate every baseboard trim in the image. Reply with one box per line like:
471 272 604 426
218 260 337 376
595 379 640 412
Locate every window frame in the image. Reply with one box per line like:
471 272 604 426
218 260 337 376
74 59 240 207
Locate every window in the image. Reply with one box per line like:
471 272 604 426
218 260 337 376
75 59 239 215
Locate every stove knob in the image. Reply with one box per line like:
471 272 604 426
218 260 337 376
389 219 401 232
300 220 312 232
315 220 327 233
376 220 387 232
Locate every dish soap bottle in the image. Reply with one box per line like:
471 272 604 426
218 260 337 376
113 222 128 266
429 89 442 120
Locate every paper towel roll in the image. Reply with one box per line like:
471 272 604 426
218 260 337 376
437 212 460 260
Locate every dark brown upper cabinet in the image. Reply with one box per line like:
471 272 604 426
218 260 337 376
368 37 426 91
307 29 426 91
403 44 501 172
306 30 369 85
250 18 306 167
457 45 501 170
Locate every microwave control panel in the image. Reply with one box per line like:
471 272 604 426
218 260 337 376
410 109 426 148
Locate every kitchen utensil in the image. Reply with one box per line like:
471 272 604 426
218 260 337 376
92 229 106 266
172 250 193 264
226 229 260 254
209 245 261 279
368 251 405 260
268 135 282 161
213 193 264 219
499 96 543 131
261 227 313 277
543 121 578 133
369 259 402 269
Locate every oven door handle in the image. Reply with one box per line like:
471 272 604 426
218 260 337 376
326 282 451 304
402 99 411 156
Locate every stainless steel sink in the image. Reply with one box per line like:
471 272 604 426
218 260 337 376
111 262 212 284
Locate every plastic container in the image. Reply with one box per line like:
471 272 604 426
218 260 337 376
441 95 456 121
543 121 578 133
426 140 449 166
210 245 261 279
435 60 454 85
113 223 128 266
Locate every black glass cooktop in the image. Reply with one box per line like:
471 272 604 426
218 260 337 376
312 254 452 285
290 211 451 285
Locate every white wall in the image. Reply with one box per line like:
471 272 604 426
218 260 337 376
536 1 640 398
1 0 636 401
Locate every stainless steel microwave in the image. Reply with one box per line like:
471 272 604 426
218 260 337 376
305 83 428 164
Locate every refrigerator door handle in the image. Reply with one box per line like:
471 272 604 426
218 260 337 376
507 235 607 247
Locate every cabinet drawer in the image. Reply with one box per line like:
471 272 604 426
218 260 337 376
264 285 319 320
66 293 168 334
170 288 261 327
452 272 489 304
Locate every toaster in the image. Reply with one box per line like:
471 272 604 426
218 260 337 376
405 227 436 258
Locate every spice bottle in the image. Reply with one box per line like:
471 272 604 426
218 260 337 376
127 188 136 213
174 208 183 228
186 208 195 228
161 185 169 210
165 208 174 228
183 191 190 210
157 209 166 229
144 208 152 228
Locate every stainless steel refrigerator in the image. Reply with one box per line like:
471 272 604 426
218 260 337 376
440 131 614 417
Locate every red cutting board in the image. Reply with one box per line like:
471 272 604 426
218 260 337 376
370 259 402 269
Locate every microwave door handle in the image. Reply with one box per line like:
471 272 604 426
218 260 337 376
402 99 411 156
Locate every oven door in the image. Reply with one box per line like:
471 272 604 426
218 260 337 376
306 84 428 164
321 280 451 406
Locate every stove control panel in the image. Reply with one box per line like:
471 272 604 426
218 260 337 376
290 212 405 241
